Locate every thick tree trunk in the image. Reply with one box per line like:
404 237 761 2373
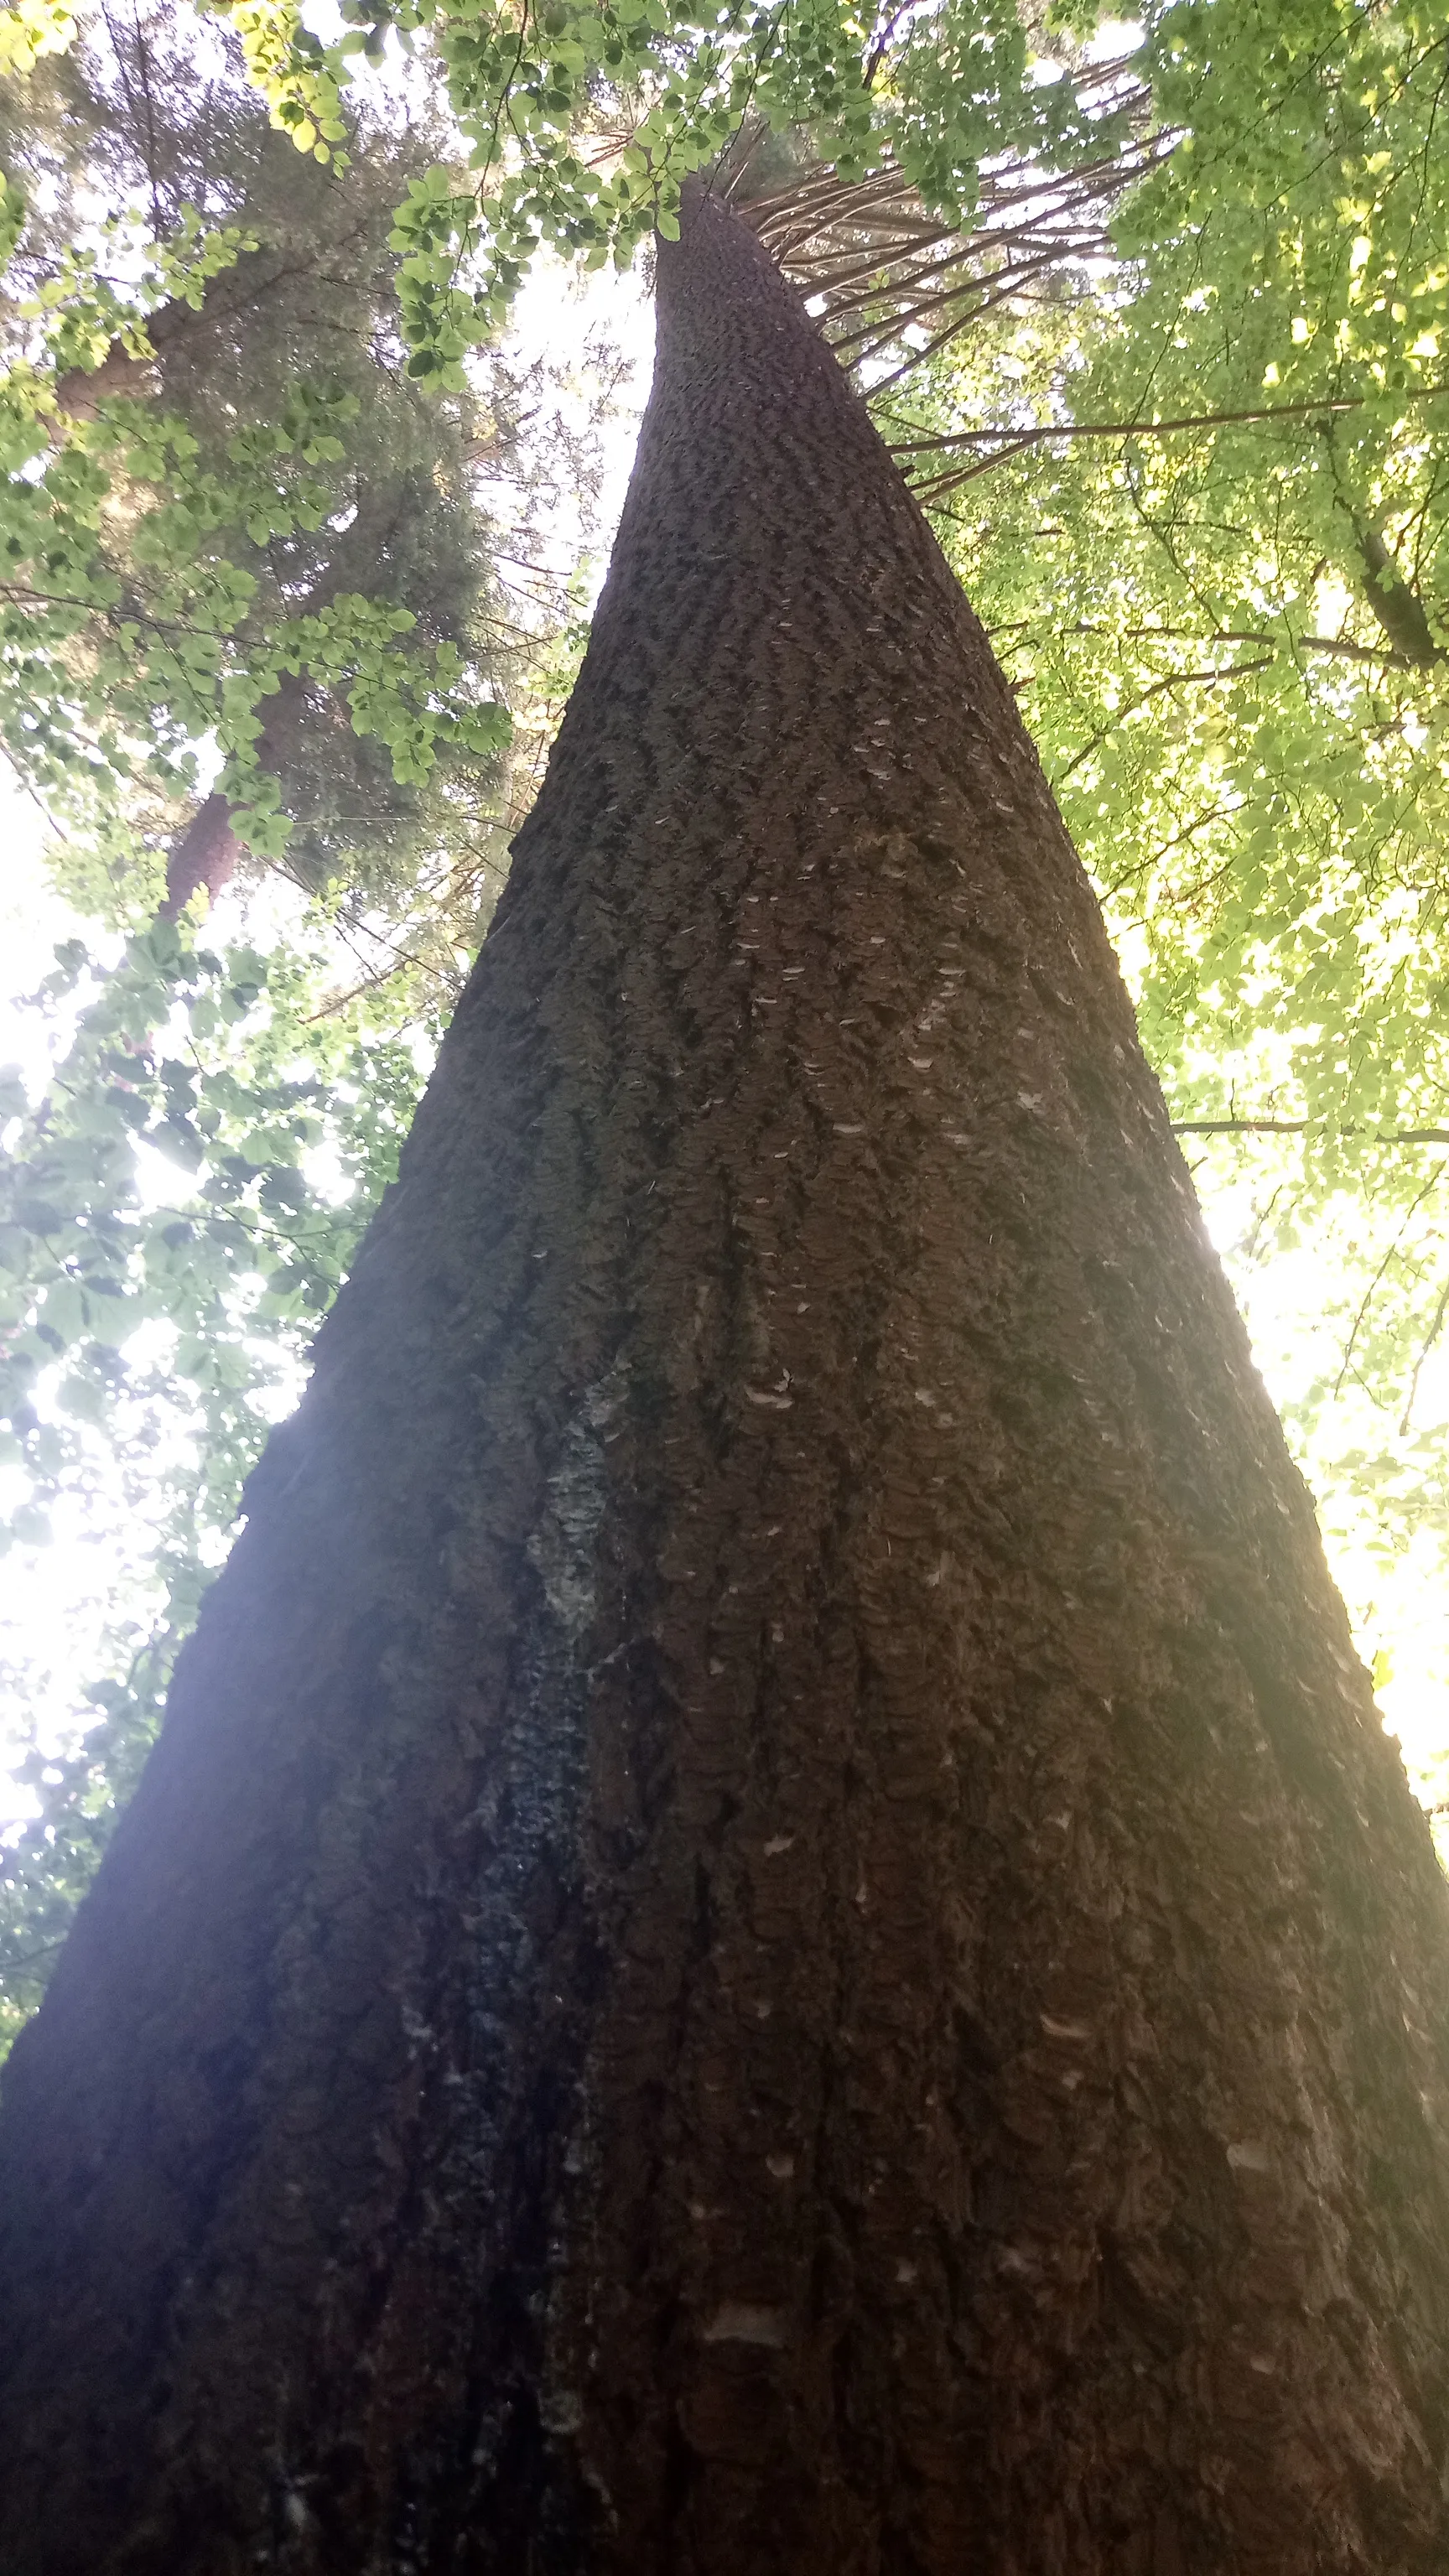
3 185 1449 2576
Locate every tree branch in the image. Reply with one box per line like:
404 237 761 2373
1401 1275 1449 1434
1171 1119 1449 1144
888 382 1449 467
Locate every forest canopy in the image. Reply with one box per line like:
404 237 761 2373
2 0 1447 2045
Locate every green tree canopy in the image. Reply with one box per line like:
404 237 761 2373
0 9 518 927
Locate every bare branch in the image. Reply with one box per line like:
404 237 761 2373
1172 1119 1449 1144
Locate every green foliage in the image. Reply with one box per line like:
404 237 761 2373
0 0 74 78
866 0 1449 1627
0 911 426 2047
200 0 1135 381
218 0 353 162
0 184 511 874
18 200 257 380
0 8 522 935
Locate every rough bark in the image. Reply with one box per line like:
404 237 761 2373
3 184 1449 2576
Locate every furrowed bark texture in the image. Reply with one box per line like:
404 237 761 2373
3 187 1449 2575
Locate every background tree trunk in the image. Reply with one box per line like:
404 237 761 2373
3 184 1449 2576
159 786 241 917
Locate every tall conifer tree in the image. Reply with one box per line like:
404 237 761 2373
2 182 1448 2575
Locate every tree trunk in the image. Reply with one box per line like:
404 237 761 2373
3 184 1449 2576
160 787 242 918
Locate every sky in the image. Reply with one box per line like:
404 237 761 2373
2 216 1446 1852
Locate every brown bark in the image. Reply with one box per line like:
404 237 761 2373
158 673 314 923
1355 523 1444 667
51 339 157 423
159 787 242 918
3 184 1449 2576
